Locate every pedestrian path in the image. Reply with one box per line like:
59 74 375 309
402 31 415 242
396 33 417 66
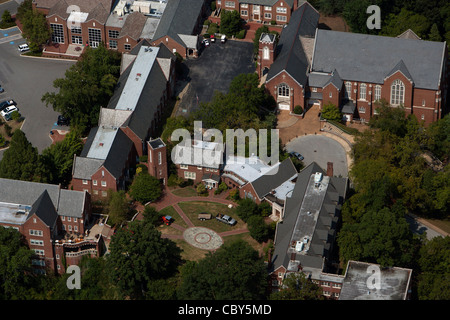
144 187 249 250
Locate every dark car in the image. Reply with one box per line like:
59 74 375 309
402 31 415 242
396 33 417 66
289 151 304 161
0 99 16 111
57 115 69 126
0 86 4 93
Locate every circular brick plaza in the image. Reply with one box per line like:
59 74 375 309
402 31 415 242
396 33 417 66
183 227 223 250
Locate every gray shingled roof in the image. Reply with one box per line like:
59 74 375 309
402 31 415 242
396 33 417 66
271 162 348 273
266 2 319 86
251 158 297 199
27 190 59 228
152 0 204 47
311 29 446 90
0 178 87 219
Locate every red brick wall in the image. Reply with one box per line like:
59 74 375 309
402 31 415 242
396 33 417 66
22 214 56 273
219 0 292 24
152 36 189 58
266 71 305 112
239 182 261 204
148 143 168 185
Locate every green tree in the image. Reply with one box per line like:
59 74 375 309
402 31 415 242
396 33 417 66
17 0 50 52
321 102 342 122
0 227 34 299
247 215 269 243
142 205 163 227
129 172 162 204
235 198 259 222
270 272 324 300
107 190 131 226
42 44 121 133
0 10 15 29
369 100 408 137
428 23 442 41
37 128 83 186
107 221 182 299
0 129 38 181
417 236 450 300
342 0 374 34
219 10 242 36
381 8 431 39
177 239 268 299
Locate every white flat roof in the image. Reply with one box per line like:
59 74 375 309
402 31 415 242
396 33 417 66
68 11 89 24
86 127 119 160
0 202 31 225
115 46 159 112
224 155 274 183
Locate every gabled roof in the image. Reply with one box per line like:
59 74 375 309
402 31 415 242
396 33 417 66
397 29 421 40
151 0 204 47
311 29 446 90
266 2 320 86
384 59 413 83
270 162 348 273
251 158 298 199
27 190 59 228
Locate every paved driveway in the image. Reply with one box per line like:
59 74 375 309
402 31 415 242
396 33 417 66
286 135 348 177
0 34 75 158
175 40 255 116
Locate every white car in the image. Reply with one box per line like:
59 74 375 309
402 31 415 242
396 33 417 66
1 105 18 120
18 44 29 52
203 38 210 47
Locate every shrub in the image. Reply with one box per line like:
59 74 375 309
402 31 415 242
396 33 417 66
293 105 303 115
196 183 208 196
321 103 342 122
236 29 246 39
4 123 12 137
270 20 277 25
129 173 162 204
229 189 240 201
211 1 216 11
139 155 148 163
247 215 269 243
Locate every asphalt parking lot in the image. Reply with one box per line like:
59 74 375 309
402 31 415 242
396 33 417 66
0 31 75 158
175 39 255 116
286 135 349 177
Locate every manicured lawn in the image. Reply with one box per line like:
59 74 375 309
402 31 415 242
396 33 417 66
173 239 211 261
178 201 244 233
171 187 198 198
158 205 188 231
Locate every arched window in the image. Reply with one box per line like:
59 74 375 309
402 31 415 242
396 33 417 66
390 80 405 105
263 46 270 60
359 83 367 100
278 84 290 97
345 81 352 99
374 85 381 101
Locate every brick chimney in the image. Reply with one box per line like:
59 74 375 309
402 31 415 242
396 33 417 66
327 162 334 177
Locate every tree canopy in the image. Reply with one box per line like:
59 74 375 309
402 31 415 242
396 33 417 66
41 44 121 134
107 221 182 299
177 239 268 300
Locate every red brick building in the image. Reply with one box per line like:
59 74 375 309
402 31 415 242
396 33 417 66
172 139 224 189
216 0 298 25
268 162 349 299
71 44 176 199
150 0 207 58
261 2 449 125
148 138 169 186
0 178 103 275
32 0 168 57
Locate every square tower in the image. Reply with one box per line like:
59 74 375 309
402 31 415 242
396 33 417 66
258 33 277 78
148 138 168 185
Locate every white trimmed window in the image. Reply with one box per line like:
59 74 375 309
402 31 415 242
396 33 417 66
263 46 269 60
374 85 381 101
180 164 188 170
276 15 287 22
184 171 196 180
225 1 235 8
359 84 367 100
390 79 405 105
278 84 290 97
345 81 352 99
276 7 287 13
359 107 366 113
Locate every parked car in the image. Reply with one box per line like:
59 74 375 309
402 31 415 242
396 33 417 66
221 35 227 43
1 105 18 121
0 99 16 111
203 38 210 47
289 151 304 161
57 115 69 126
210 34 216 43
216 213 236 226
18 43 29 52
0 86 4 93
